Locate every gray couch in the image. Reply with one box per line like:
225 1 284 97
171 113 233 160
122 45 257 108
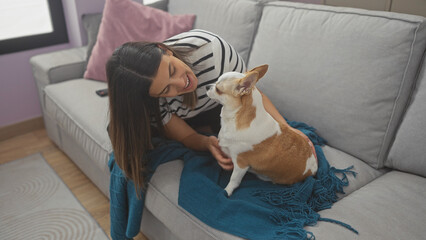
30 0 426 239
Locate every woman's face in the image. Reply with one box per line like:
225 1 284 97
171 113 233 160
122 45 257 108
149 50 198 98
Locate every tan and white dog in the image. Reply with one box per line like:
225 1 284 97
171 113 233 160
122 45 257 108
207 64 318 196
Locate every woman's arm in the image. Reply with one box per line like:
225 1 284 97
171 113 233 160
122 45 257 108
164 114 234 170
164 114 208 151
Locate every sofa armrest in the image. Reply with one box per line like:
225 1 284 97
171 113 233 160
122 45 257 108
30 46 87 87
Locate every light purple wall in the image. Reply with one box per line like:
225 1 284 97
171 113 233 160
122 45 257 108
0 44 69 127
0 0 105 128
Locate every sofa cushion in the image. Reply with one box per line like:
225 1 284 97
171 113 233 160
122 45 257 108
168 0 263 63
82 13 103 68
305 171 426 239
143 145 384 239
387 58 426 177
144 160 243 240
321 146 388 198
43 79 112 172
248 1 426 168
140 208 179 240
84 0 195 82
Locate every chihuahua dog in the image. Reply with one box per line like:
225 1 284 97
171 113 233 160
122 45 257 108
207 64 318 196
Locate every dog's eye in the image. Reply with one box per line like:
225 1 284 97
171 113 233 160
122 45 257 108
215 86 222 95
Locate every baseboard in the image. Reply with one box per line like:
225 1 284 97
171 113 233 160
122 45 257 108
0 117 45 142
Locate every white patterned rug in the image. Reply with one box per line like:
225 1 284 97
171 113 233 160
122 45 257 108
0 153 109 240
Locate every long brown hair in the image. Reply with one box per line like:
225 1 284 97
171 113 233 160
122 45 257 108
106 41 196 197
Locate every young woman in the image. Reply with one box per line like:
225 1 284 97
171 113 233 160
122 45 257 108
106 29 315 193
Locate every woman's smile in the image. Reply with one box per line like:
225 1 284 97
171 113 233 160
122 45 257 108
184 75 190 89
183 73 196 92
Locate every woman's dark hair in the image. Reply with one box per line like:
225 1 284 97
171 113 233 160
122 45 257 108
106 41 196 197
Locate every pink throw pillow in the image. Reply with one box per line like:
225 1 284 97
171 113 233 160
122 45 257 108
84 0 196 82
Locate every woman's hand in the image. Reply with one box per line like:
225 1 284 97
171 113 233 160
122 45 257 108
207 136 234 170
163 115 233 169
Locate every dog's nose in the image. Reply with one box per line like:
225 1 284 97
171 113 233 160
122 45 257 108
206 85 213 91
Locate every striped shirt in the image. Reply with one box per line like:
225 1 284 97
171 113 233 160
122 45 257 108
160 29 246 124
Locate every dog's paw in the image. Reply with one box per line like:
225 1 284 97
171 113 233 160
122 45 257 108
224 187 234 197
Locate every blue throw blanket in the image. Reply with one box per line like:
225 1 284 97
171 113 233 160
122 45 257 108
109 121 357 240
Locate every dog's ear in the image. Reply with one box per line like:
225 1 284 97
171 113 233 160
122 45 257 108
234 72 258 96
247 64 268 80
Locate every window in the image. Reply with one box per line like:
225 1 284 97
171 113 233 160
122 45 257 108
0 0 68 54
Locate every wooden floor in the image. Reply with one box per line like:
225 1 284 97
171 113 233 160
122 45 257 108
0 128 148 240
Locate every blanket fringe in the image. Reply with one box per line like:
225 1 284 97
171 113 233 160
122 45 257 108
318 217 359 234
311 165 357 211
274 221 315 240
252 165 358 239
252 180 315 206
269 204 319 226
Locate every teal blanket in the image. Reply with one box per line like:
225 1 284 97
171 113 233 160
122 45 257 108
109 121 357 239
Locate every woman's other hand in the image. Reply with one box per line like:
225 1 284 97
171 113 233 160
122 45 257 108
207 136 234 170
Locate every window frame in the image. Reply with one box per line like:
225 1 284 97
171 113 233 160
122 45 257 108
0 0 69 55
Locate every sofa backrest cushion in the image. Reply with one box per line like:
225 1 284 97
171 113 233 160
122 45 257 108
248 1 426 168
82 13 103 69
387 57 426 177
168 0 263 64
